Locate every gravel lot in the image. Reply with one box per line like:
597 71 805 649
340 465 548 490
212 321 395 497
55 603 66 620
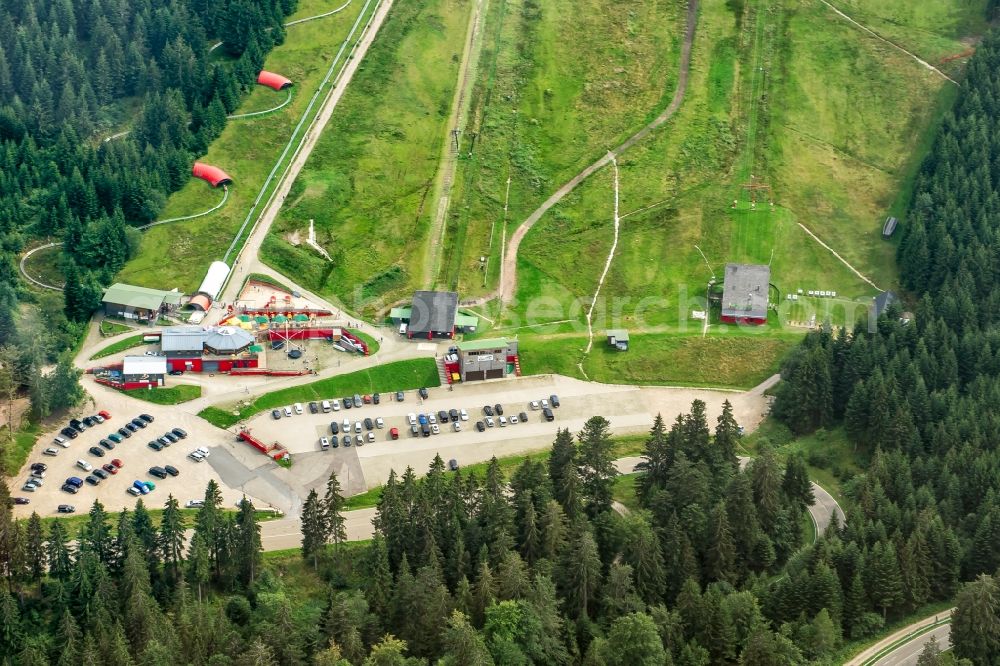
13 373 772 519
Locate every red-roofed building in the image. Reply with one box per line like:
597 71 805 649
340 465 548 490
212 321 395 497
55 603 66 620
192 162 233 187
257 71 293 91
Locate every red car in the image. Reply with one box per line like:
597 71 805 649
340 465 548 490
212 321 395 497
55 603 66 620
98 410 111 420
103 463 119 475
389 427 399 440
111 458 123 469
362 395 372 404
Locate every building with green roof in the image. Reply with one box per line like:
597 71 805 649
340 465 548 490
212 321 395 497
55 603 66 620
102 283 181 323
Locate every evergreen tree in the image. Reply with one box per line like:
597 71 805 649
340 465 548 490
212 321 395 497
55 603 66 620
301 488 325 568
576 416 618 517
324 472 347 549
235 497 262 585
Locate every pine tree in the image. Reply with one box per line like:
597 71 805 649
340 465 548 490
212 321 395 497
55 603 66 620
158 494 186 576
323 472 347 549
46 520 72 580
549 429 576 509
867 542 904 620
704 502 737 584
951 574 1000 662
781 454 815 509
301 488 325 569
713 400 741 473
749 446 782 535
186 531 210 603
235 497 262 585
636 413 669 506
441 610 494 665
576 416 617 517
25 512 46 582
560 528 601 619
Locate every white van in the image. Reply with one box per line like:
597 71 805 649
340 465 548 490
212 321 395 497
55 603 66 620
399 322 407 335
407 413 417 425
293 403 303 415
321 400 331 413
319 437 330 450
76 459 92 472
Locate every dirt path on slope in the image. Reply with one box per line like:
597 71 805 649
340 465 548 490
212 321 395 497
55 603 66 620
473 0 700 309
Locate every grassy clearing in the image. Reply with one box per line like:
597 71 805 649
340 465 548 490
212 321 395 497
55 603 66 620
21 244 65 289
518 330 798 389
89 334 150 360
119 0 370 292
0 423 41 476
99 320 134 336
344 431 648 509
198 358 441 429
120 384 202 405
611 473 641 512
742 417 862 506
349 329 380 355
262 0 474 315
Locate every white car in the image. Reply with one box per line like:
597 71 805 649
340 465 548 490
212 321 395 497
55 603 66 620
460 409 469 421
342 418 351 430
42 447 59 456
188 452 205 462
186 500 205 508
428 413 437 424
431 424 440 435
319 437 330 450
332 399 341 411
485 416 495 428
354 422 362 433
530 401 540 410
53 436 70 448
510 415 519 425
76 460 92 472
355 434 363 446
540 399 549 409
499 416 508 427
283 406 293 417
407 413 417 425
321 400 331 412
375 417 384 429
93 415 105 424
366 431 375 442
453 421 461 432
195 446 210 457
293 403 304 415
144 350 159 356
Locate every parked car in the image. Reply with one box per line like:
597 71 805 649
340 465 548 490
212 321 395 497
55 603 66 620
108 433 123 444
366 431 375 443
320 436 330 450
362 394 371 405
193 448 208 459
189 452 205 462
66 477 84 488
272 409 282 420
76 460 92 472
364 418 374 431
342 435 351 447
448 459 459 472
530 401 540 411
541 399 550 409
43 447 59 456
168 369 184 376
418 414 428 426
421 423 431 437
510 415 519 425
117 427 132 439
148 467 168 479
131 418 147 429
550 395 560 408
419 387 429 399
82 416 95 427
355 434 363 446
373 393 381 405
126 486 141 496
410 424 419 436
494 404 504 416
163 432 178 443
111 459 123 468
171 428 187 439
60 427 78 440
453 421 462 432
309 401 319 414
84 476 99 486
93 469 108 480
448 408 459 422
321 400 331 413
519 411 528 422
395 391 405 402
353 394 362 408
407 413 417 425
475 421 485 432
542 407 555 422
499 416 508 427
354 421 362 433
99 439 115 450
93 414 105 423
375 417 384 429
438 410 449 423
125 422 138 433
342 396 353 409
283 406 293 417
164 465 179 477
99 410 113 420
332 399 341 411
460 409 469 421
186 500 205 508
431 424 440 435
13 497 29 505
103 463 119 475
138 413 153 423
485 416 495 428
61 484 79 494
53 435 69 448
88 446 105 457
294 403 304 415
390 427 399 440
148 441 163 451
31 462 47 472
330 422 340 435
57 505 76 514
21 482 37 492
483 405 494 416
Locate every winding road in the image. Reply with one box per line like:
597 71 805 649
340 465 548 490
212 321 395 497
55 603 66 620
846 609 954 666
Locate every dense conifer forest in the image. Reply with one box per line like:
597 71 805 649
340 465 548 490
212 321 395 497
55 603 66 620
0 0 296 422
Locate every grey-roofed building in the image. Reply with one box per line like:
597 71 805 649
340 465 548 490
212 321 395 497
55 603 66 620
408 290 459 339
102 283 181 323
720 263 770 325
872 291 898 319
882 216 898 238
160 326 208 358
203 326 255 355
606 329 629 351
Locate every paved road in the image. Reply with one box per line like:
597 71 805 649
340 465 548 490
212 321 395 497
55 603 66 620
845 609 954 666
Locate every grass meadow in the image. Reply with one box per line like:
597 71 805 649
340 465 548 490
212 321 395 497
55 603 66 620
119 0 372 292
260 0 476 315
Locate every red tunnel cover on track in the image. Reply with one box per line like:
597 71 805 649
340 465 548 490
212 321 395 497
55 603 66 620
192 162 233 187
256 71 293 91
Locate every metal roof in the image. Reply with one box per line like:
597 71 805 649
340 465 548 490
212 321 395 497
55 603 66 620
203 326 255 353
409 291 458 334
122 356 167 375
197 261 230 300
102 283 181 311
606 329 629 342
455 312 479 328
161 326 208 352
389 306 412 319
456 337 509 352
721 263 770 320
873 291 898 318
